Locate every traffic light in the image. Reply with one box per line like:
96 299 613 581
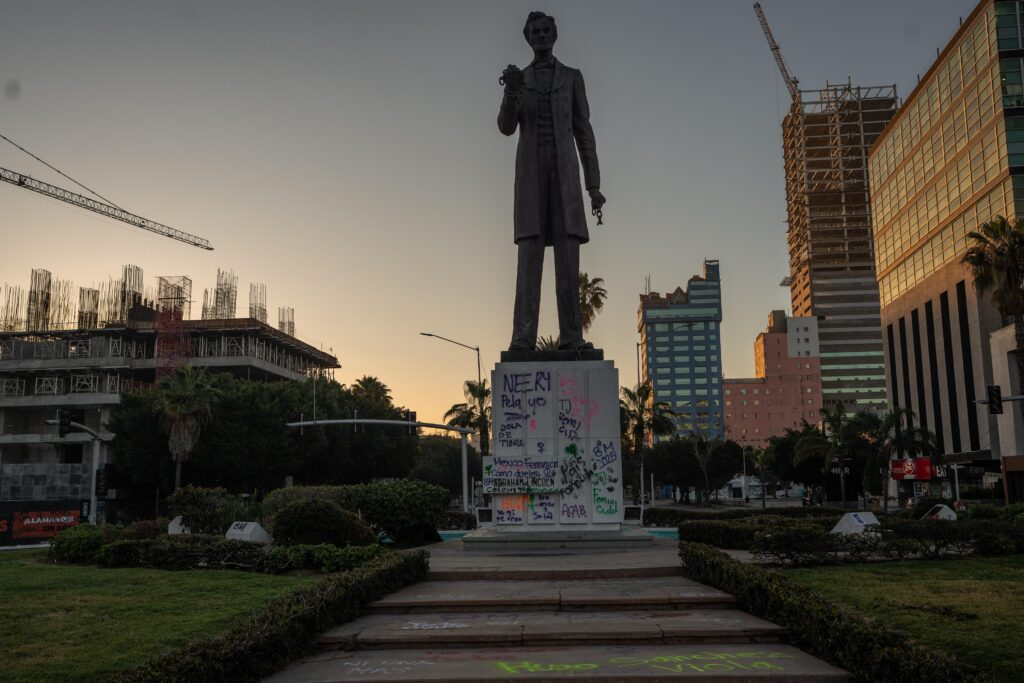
987 385 1003 415
56 409 72 437
406 411 417 435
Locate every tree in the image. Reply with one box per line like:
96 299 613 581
619 382 675 456
847 408 938 511
962 215 1024 408
578 272 608 332
154 365 218 491
408 435 481 497
795 403 855 507
352 375 392 405
444 379 492 457
745 447 772 509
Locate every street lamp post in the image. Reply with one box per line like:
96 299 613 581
420 332 485 506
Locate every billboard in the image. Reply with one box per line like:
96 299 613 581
890 458 933 481
0 500 84 546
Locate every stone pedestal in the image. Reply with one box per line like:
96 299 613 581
482 359 624 531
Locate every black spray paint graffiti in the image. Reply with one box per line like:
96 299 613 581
558 443 593 497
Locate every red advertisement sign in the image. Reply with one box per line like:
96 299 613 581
890 458 932 481
12 509 80 540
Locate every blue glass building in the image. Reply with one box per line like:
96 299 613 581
637 259 724 441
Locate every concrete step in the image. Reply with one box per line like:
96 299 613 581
370 577 734 613
318 609 784 651
266 644 851 682
427 565 683 581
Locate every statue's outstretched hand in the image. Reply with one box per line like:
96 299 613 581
500 64 524 94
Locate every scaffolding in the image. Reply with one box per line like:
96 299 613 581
783 82 898 316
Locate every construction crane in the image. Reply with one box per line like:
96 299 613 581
753 2 799 101
0 164 213 250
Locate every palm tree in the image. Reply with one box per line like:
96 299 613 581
579 272 608 332
962 215 1024 404
746 447 772 509
352 375 392 405
619 382 675 455
155 365 218 491
444 379 491 456
536 335 560 352
849 409 938 511
795 403 852 507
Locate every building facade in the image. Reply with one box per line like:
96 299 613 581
0 268 339 538
783 82 898 414
724 311 823 448
637 259 724 440
868 0 1020 488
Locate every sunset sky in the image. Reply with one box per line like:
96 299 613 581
0 0 973 424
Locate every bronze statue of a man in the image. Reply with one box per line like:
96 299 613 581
499 11 606 353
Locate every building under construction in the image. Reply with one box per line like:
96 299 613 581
782 82 898 413
0 265 338 528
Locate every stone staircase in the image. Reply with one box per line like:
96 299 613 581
267 558 850 682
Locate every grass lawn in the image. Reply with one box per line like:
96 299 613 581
0 548 314 682
787 555 1024 683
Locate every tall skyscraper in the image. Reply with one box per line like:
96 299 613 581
869 0 1017 487
783 82 898 414
638 259 724 440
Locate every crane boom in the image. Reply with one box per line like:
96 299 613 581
753 2 799 101
0 165 213 251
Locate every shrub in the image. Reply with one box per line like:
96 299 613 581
644 505 844 527
1002 502 1024 520
678 542 991 682
263 481 451 545
271 499 377 548
49 524 120 564
963 503 999 520
677 515 838 550
109 550 430 682
121 518 169 540
900 496 955 519
97 539 148 567
751 523 845 565
259 543 386 574
438 511 477 530
881 518 974 559
168 485 231 534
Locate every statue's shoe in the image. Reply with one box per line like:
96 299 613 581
558 339 594 351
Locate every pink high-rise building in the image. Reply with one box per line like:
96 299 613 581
724 311 823 448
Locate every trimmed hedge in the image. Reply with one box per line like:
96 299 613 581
262 480 451 545
48 524 121 564
678 542 991 682
109 549 430 682
644 505 844 527
97 536 268 571
261 543 386 574
271 499 377 548
677 515 838 550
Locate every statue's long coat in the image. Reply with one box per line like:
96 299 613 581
498 59 601 246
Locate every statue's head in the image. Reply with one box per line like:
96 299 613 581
523 11 557 53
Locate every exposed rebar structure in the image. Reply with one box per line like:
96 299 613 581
783 81 898 412
202 268 238 320
156 276 192 380
249 282 267 323
278 306 295 337
0 285 25 332
78 288 99 329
